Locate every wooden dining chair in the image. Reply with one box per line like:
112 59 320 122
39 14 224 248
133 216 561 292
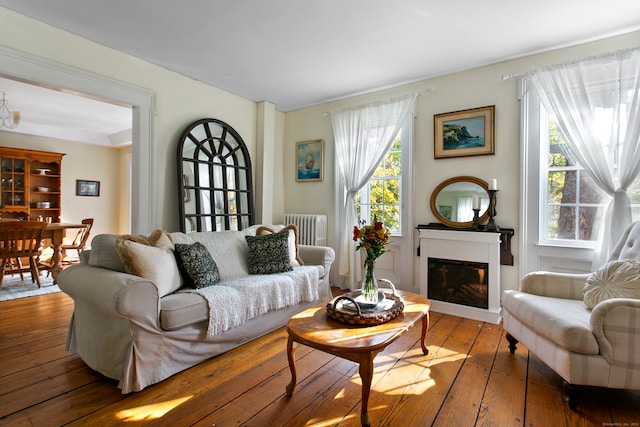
61 218 94 264
0 221 47 288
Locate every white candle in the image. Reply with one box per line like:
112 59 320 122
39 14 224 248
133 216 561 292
472 195 480 210
488 179 497 190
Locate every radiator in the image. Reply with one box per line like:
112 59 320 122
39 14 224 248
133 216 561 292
284 214 327 246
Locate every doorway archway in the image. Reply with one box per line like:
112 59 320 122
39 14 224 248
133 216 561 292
0 46 155 234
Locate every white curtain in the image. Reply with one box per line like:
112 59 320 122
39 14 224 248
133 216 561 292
331 94 416 289
530 48 640 268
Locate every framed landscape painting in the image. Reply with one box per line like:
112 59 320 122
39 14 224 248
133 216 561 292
434 105 495 159
296 139 323 182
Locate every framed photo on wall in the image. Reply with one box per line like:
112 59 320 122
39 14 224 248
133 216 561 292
296 139 323 182
434 105 495 159
76 180 100 197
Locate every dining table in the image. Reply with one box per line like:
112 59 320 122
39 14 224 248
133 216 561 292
43 222 89 284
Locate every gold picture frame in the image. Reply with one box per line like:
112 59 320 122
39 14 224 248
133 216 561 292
296 139 323 182
434 105 495 159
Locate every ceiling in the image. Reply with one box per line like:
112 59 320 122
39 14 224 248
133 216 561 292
1 1 639 145
0 75 132 147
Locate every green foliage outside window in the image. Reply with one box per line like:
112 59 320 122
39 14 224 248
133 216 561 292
358 135 402 233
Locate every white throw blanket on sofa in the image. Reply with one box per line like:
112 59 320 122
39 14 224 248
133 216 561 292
179 266 319 336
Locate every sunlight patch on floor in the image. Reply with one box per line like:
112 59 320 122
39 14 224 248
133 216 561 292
305 412 358 427
116 396 193 421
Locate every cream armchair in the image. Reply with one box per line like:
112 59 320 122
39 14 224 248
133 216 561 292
502 221 640 409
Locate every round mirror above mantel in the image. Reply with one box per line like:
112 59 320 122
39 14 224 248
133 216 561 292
429 176 490 229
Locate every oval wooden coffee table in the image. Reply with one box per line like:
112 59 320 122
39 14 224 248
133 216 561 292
285 290 430 427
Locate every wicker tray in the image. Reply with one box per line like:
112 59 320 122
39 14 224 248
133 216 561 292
326 279 404 326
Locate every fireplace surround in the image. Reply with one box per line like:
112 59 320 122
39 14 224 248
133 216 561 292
418 228 501 323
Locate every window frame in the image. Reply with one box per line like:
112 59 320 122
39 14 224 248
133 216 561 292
538 110 602 249
520 78 595 276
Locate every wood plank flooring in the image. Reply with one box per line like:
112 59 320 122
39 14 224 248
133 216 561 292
1 290 639 426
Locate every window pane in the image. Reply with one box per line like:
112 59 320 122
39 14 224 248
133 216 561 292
547 205 560 239
369 179 383 204
554 205 576 239
548 171 563 204
384 179 399 205
576 206 600 241
384 151 401 174
578 172 604 204
383 205 400 231
370 205 383 221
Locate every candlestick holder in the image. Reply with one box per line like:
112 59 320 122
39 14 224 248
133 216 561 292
472 208 481 231
485 189 500 232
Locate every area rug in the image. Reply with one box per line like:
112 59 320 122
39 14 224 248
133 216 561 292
0 275 59 301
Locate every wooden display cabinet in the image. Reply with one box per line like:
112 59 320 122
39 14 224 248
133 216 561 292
0 147 65 222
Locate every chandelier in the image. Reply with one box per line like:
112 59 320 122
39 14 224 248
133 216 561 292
0 91 21 129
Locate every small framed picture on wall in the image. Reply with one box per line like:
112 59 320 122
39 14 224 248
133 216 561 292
76 180 100 197
296 139 323 182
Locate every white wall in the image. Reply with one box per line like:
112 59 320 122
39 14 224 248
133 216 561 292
0 132 122 242
283 30 640 293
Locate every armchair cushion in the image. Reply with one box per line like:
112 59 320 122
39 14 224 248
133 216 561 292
502 290 599 354
583 259 640 309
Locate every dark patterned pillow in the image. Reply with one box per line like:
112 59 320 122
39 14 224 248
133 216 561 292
245 232 293 274
174 242 221 288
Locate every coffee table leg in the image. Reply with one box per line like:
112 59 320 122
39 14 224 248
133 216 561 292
359 352 374 427
285 335 297 396
420 313 429 356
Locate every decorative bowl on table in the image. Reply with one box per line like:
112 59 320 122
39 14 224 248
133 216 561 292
353 291 386 310
36 187 49 192
326 280 404 326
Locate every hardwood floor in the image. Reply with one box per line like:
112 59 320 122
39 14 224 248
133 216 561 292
1 291 639 426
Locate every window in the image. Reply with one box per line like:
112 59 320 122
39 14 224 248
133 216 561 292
522 77 640 275
356 134 402 234
354 111 412 237
541 118 605 246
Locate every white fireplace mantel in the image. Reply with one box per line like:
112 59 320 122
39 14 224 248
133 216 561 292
419 228 502 324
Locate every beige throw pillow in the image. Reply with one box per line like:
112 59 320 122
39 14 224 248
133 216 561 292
583 259 640 309
256 224 303 266
116 229 182 297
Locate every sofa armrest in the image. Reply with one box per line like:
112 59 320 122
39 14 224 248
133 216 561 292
58 263 161 322
590 298 640 369
520 271 589 300
299 245 335 277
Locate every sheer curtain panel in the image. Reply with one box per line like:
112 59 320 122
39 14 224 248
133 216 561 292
530 48 640 268
331 94 416 289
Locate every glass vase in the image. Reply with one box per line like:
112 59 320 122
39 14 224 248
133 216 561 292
361 259 379 304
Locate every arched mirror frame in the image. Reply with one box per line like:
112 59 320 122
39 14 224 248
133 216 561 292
429 176 489 229
177 118 255 233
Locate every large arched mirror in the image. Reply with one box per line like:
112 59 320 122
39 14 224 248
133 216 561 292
430 176 489 229
177 118 255 232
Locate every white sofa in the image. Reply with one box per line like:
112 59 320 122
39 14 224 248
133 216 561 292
58 226 335 393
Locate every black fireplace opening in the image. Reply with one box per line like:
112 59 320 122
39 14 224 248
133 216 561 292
427 257 488 309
